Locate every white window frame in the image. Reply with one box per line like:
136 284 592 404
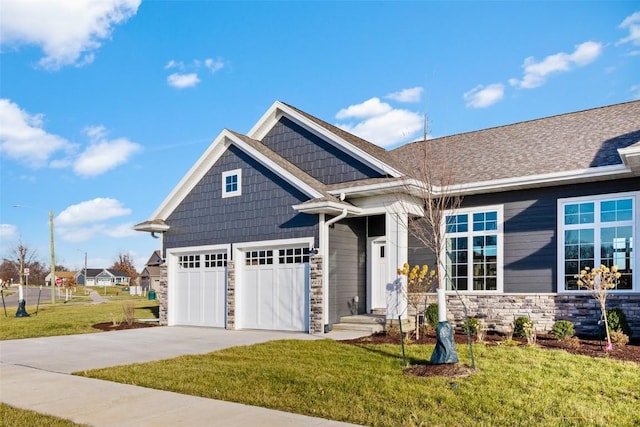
222 168 242 198
441 205 504 293
557 191 638 293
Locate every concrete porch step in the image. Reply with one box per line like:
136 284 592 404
332 314 386 334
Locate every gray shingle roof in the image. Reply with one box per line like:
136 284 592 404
391 101 640 185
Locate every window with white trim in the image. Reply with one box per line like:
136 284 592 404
443 206 503 291
222 169 241 198
559 193 636 291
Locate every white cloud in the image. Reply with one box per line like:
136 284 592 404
164 58 225 88
509 41 603 89
0 224 18 241
617 11 640 56
56 198 131 226
0 98 73 168
336 98 392 120
56 198 136 243
464 83 505 108
73 132 141 177
630 84 640 100
386 87 424 103
167 72 201 89
103 222 137 238
335 98 423 148
204 58 225 73
0 0 141 70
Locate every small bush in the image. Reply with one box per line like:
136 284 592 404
425 303 439 329
464 317 481 335
513 316 534 338
552 320 575 340
606 308 631 337
122 302 136 326
610 330 629 347
564 336 581 350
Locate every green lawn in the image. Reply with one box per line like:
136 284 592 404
0 299 158 340
0 403 87 427
79 339 640 427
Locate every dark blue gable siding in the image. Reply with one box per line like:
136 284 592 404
408 177 640 293
261 117 385 185
164 144 319 250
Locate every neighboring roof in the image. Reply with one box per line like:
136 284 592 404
391 100 640 188
82 268 104 278
141 265 162 277
145 250 163 267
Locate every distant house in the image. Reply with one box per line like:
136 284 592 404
96 269 131 287
134 100 639 335
140 250 163 292
75 268 104 286
45 271 77 287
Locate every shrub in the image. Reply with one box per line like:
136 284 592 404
464 317 481 335
513 316 534 338
606 308 631 337
551 320 575 340
610 330 629 347
425 303 439 329
564 336 581 350
122 302 136 326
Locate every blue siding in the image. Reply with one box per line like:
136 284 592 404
261 117 385 185
164 144 319 249
408 177 640 293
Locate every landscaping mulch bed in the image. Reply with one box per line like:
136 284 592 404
92 322 158 331
341 330 640 377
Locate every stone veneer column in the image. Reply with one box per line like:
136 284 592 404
309 255 324 334
226 260 235 330
158 263 168 326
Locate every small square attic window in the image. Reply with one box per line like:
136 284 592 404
222 169 241 198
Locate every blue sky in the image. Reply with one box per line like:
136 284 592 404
1 1 639 272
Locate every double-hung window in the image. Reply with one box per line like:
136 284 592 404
222 169 242 198
443 206 503 291
559 192 636 291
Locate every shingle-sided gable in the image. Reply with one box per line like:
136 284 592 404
261 116 386 185
392 101 640 187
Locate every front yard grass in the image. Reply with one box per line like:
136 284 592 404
0 403 86 427
79 339 640 427
0 299 158 340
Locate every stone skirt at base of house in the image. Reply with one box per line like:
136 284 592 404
410 293 640 338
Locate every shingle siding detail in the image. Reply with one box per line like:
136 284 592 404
165 144 319 250
261 117 385 185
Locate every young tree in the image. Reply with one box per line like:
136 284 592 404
402 135 465 364
575 265 622 351
111 252 138 280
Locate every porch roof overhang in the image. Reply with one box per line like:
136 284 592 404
292 198 363 216
133 219 170 233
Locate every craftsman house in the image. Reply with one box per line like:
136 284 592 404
135 100 639 335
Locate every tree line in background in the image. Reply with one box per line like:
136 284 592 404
0 242 138 287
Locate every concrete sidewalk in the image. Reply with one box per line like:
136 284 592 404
0 327 366 426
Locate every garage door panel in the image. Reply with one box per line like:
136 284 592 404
240 247 308 332
174 251 227 328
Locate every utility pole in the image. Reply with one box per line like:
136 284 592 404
50 210 56 304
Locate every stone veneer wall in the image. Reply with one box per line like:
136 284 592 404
309 255 324 334
158 263 168 326
226 260 235 330
410 293 640 337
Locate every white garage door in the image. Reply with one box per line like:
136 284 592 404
175 251 227 327
241 247 309 331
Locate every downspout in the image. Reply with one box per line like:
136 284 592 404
323 194 348 332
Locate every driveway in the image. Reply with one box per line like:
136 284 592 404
0 327 365 426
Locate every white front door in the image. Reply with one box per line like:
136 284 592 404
371 239 388 311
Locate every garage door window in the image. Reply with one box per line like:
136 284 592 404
246 250 274 266
205 253 227 267
179 255 200 269
279 247 309 264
